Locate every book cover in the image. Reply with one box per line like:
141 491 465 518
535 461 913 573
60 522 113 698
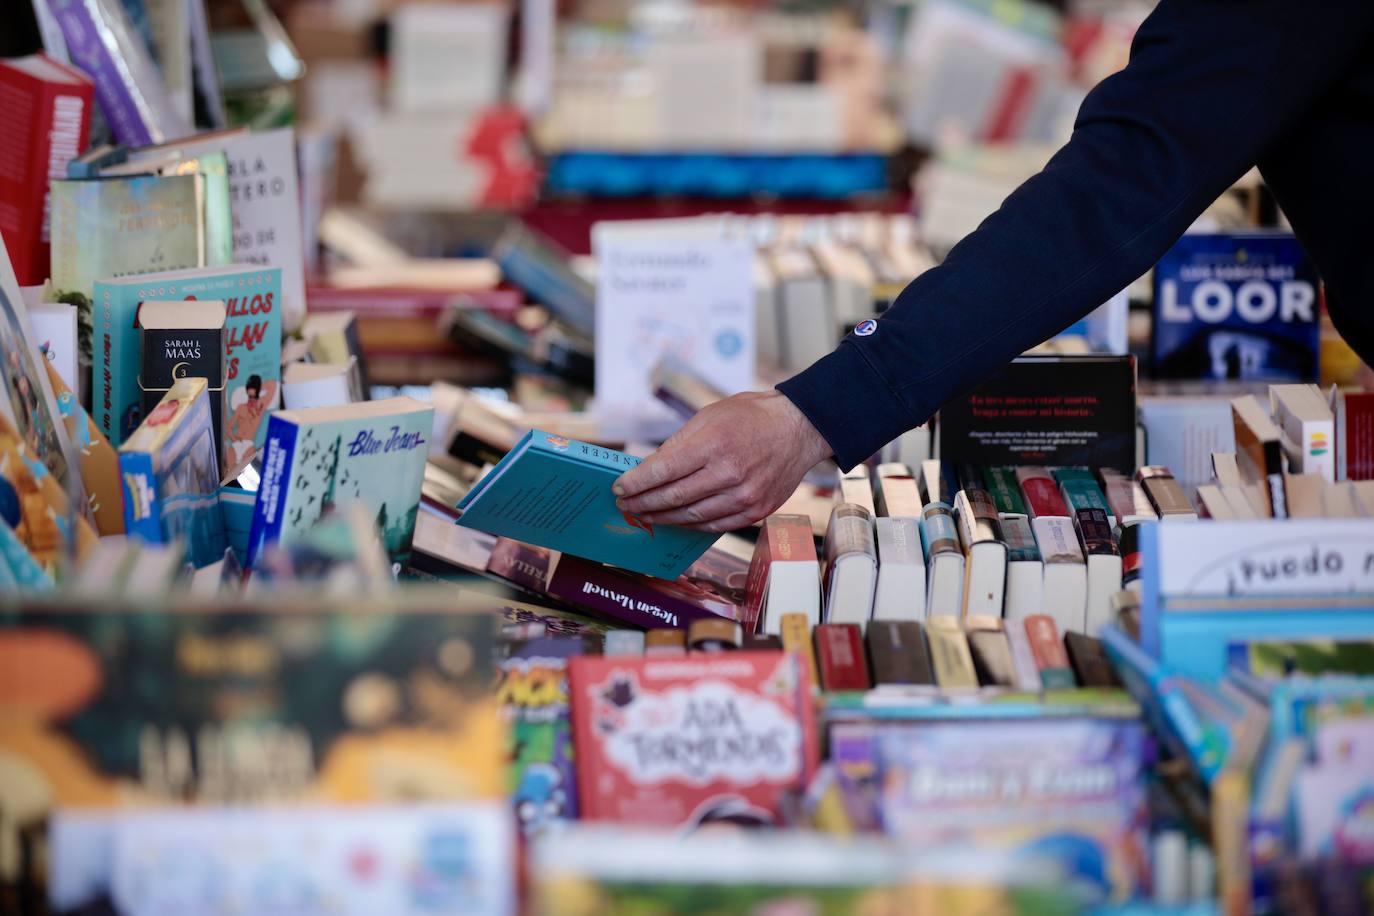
0 261 86 510
1016 466 1071 518
245 397 434 568
152 128 308 329
1338 391 1374 482
1153 232 1320 382
872 516 926 623
546 550 746 631
487 537 557 594
870 719 1148 901
456 430 718 579
0 592 501 809
983 466 1028 516
51 173 205 374
823 503 877 627
43 356 123 534
118 376 225 567
138 299 225 462
569 651 817 828
814 623 871 691
91 264 283 460
30 303 79 393
938 356 1137 473
499 635 588 837
0 55 93 286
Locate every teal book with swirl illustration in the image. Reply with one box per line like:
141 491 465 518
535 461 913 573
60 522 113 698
245 397 434 568
456 430 717 579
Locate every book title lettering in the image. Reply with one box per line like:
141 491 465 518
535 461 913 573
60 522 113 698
346 425 428 458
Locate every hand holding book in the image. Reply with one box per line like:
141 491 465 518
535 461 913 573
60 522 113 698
613 390 833 532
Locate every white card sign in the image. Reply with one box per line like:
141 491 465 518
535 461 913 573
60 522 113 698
593 229 755 417
1154 519 1374 597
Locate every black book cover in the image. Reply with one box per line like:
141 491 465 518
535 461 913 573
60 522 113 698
865 620 934 685
1073 507 1119 557
1065 632 1123 688
937 356 1137 473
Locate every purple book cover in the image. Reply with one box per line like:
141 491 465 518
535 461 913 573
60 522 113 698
547 553 744 630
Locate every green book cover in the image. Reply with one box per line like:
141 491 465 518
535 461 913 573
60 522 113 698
92 264 282 461
49 173 207 378
983 466 1028 516
246 397 434 568
1052 467 1113 517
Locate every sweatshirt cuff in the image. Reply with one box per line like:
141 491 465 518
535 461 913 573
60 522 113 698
775 341 918 472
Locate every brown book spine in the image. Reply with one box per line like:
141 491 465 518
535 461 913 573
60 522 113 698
865 620 934 685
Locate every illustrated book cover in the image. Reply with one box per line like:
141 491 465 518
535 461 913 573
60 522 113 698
245 397 434 568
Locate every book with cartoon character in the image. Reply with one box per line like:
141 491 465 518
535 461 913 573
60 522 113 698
568 651 817 828
91 264 282 466
245 397 433 569
118 376 225 567
456 430 718 579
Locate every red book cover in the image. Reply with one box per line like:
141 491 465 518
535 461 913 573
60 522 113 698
743 514 817 634
568 650 817 827
1342 391 1374 482
547 550 747 631
1015 467 1070 518
1024 614 1071 671
0 55 92 285
814 623 871 691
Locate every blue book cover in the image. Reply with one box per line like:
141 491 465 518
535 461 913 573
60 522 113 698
1152 232 1320 382
118 376 225 567
92 264 283 464
245 397 434 569
455 430 717 579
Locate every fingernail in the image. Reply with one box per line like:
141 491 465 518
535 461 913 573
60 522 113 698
612 482 625 496
615 499 627 511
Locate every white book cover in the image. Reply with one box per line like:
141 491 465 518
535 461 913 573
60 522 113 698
1084 553 1123 636
593 228 755 419
29 303 79 393
873 517 926 622
1031 515 1087 634
168 128 307 330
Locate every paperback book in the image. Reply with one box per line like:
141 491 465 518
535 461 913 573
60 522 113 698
91 264 283 460
457 430 718 579
246 397 434 568
1153 232 1320 382
568 651 817 828
118 376 224 567
546 549 747 631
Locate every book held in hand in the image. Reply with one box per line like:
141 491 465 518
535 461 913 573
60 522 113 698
456 430 718 579
246 397 433 569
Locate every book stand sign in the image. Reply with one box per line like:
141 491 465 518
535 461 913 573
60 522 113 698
1140 519 1374 679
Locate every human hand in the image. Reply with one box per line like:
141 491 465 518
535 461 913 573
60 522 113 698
612 390 833 533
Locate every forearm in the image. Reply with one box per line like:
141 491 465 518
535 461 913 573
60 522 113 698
780 0 1374 470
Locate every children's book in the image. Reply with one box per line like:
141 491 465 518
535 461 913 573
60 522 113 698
245 397 433 569
118 376 225 567
456 430 718 579
91 264 282 461
568 651 817 829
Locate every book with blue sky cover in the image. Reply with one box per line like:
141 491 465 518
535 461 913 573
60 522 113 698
456 430 717 579
245 397 433 569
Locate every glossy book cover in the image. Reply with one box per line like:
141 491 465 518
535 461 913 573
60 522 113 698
92 264 282 464
456 430 718 579
246 397 434 568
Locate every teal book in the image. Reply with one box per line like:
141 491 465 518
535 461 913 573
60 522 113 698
118 376 226 568
245 397 434 569
455 430 717 579
1052 467 1113 519
91 264 283 464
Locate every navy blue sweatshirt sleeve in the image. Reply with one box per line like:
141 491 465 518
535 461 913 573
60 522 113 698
778 0 1374 471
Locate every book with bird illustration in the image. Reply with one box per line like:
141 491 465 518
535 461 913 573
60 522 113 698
245 397 434 568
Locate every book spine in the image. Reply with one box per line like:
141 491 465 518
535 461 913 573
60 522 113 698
1139 471 1197 519
955 488 1002 547
919 502 959 560
549 560 724 631
814 623 870 691
118 450 163 544
1016 468 1069 517
1074 508 1118 557
983 466 1028 515
779 612 819 687
49 0 155 146
92 282 118 443
1058 477 1113 519
244 414 298 568
826 504 875 561
1024 614 1075 688
967 627 1016 687
534 433 642 477
875 517 923 567
925 618 978 688
999 513 1041 562
865 620 933 685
